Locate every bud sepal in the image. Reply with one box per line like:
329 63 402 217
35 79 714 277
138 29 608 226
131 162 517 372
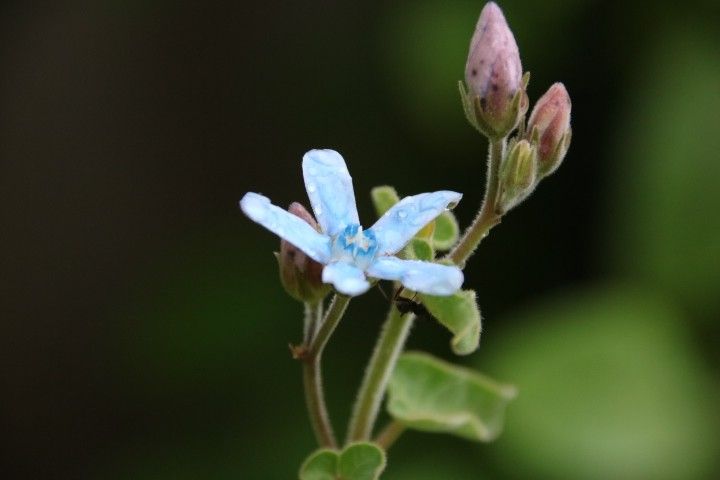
277 202 331 304
460 74 529 140
497 138 538 213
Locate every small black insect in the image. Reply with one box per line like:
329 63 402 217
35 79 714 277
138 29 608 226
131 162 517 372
375 285 434 321
392 288 433 321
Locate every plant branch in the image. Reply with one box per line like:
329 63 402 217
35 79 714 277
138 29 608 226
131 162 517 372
374 420 406 451
346 306 415 443
302 294 351 448
303 301 321 344
447 138 506 266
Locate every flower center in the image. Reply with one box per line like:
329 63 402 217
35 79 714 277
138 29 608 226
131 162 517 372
332 224 379 269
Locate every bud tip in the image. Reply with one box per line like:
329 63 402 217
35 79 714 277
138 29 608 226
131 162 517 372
527 82 572 176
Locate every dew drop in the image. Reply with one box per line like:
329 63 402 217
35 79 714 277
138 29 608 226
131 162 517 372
397 210 407 219
316 207 323 216
307 183 317 193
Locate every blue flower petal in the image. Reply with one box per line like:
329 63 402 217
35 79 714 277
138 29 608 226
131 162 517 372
302 150 360 237
370 191 462 255
240 192 332 263
322 261 370 296
367 257 463 296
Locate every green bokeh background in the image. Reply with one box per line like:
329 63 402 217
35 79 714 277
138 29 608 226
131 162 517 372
2 0 719 478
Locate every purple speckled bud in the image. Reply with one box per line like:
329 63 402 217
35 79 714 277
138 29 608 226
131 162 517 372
277 202 329 303
527 82 572 177
463 2 525 137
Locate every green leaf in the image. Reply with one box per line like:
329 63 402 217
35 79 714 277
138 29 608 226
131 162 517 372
370 186 400 218
420 289 481 355
387 352 516 442
404 238 434 261
299 449 337 480
299 443 386 480
431 211 459 250
338 443 386 480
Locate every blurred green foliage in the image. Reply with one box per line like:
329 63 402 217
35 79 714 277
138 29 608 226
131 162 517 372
379 0 477 142
606 27 720 318
484 286 718 480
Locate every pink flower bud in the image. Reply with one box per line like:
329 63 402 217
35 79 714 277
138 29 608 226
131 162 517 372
527 82 572 176
278 202 329 303
464 2 524 136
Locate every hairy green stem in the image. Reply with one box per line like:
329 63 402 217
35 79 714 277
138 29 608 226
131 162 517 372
309 294 350 356
346 306 415 443
448 138 506 266
302 294 350 448
303 301 321 344
374 420 406 451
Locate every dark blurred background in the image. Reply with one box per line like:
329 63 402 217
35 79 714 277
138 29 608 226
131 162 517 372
2 0 719 478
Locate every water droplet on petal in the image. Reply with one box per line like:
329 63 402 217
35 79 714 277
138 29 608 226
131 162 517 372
397 209 407 219
410 217 424 226
307 183 317 193
316 207 323 216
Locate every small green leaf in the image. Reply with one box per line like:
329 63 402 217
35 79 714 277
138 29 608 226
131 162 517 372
420 289 481 355
387 352 517 442
405 238 434 261
431 211 459 250
299 443 386 480
371 186 400 218
338 443 386 480
299 449 338 480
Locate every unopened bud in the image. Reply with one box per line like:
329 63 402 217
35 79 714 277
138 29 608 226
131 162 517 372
498 139 537 213
277 202 329 303
462 2 528 138
526 82 572 177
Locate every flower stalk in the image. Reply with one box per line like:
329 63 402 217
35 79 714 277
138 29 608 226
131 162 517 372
374 420 406 451
346 306 415 443
448 138 506 266
301 294 351 448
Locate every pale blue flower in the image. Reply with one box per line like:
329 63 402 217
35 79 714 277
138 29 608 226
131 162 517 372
240 149 464 297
